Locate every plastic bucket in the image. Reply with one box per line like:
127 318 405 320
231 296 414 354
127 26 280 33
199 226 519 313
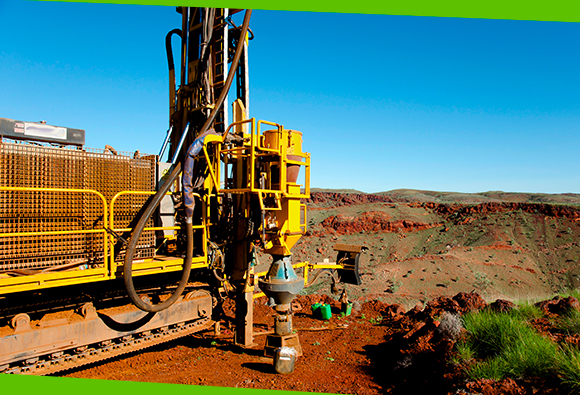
319 304 332 320
311 303 322 318
341 302 353 317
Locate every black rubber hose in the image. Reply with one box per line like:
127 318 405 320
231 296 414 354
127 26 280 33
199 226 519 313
165 29 182 76
123 9 252 313
166 28 182 112
123 163 186 312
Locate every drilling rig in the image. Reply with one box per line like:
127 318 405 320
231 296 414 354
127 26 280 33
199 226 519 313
0 7 361 375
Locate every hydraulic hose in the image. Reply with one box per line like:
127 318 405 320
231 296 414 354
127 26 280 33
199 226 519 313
165 28 182 116
123 9 252 313
123 163 185 312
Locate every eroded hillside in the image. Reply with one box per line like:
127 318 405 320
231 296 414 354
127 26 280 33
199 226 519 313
294 191 580 307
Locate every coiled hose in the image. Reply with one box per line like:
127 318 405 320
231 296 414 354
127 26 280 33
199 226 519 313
124 9 252 313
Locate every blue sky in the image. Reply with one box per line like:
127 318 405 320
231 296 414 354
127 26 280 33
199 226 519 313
1 1 578 193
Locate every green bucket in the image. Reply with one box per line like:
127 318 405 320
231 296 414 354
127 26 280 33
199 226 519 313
319 303 332 320
311 302 322 318
341 302 353 317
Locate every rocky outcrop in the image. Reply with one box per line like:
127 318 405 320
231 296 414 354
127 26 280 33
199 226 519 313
307 192 580 220
535 296 580 315
320 211 440 235
434 201 580 220
306 192 393 207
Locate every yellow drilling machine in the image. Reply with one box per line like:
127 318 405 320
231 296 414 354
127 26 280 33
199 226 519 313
0 7 363 375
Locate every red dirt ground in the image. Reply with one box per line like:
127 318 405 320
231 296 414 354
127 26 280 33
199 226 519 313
62 292 580 394
63 295 391 394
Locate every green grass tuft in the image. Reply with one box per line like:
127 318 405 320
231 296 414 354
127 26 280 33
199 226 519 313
553 309 580 336
456 310 561 382
451 341 474 365
468 358 505 381
455 305 580 391
510 302 544 321
557 343 580 394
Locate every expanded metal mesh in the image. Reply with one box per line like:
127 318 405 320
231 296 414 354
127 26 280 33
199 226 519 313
0 139 157 271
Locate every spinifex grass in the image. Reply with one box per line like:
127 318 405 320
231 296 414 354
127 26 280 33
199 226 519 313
454 307 580 391
511 301 544 321
557 343 580 394
458 310 559 379
553 309 580 336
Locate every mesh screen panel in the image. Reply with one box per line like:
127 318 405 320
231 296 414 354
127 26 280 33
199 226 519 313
0 140 156 271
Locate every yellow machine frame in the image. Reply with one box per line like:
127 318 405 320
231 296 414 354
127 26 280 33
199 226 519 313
0 115 311 296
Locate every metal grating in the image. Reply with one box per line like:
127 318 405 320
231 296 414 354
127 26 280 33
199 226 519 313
0 139 156 271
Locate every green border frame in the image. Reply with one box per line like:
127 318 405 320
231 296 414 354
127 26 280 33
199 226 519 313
2 1 579 395
46 0 580 22
0 374 303 394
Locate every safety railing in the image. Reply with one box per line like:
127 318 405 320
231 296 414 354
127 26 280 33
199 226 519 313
0 186 109 265
0 186 110 293
0 186 212 293
109 191 209 274
215 118 311 198
256 120 311 199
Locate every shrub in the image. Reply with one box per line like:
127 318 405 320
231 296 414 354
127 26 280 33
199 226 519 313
387 280 402 293
438 312 463 341
473 272 493 292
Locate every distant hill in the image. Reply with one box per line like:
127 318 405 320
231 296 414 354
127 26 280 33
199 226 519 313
295 189 580 307
309 188 580 205
310 188 366 194
373 189 580 205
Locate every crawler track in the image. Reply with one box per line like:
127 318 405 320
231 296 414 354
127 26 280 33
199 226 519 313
3 317 214 376
0 286 216 376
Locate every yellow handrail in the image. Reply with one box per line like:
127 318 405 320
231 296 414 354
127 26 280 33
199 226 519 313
109 190 207 270
0 186 109 266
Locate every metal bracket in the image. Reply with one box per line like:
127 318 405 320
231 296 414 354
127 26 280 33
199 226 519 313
258 191 282 211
